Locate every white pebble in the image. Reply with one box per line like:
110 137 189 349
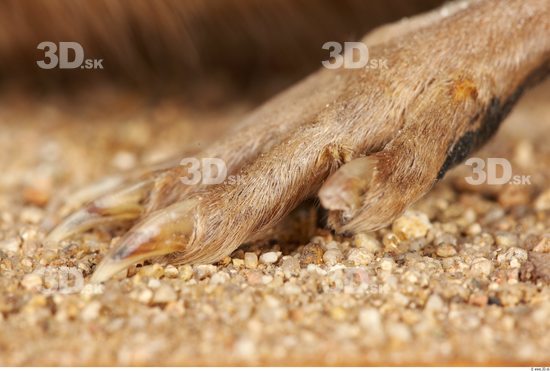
153 285 177 303
81 301 101 321
0 237 20 254
195 264 217 279
259 251 281 265
380 258 394 272
354 233 382 253
210 271 230 285
470 257 493 277
425 294 445 313
21 273 42 290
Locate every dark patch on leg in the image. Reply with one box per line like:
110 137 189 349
437 62 549 180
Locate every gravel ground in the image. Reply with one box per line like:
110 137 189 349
0 82 549 366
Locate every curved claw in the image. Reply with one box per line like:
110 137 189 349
91 199 198 282
47 180 154 243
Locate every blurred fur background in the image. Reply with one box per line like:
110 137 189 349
0 0 442 101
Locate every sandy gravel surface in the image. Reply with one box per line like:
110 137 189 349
0 82 549 366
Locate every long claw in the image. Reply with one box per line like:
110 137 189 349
47 180 154 243
91 199 198 282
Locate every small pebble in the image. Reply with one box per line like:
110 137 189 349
323 249 343 266
0 237 20 254
259 251 280 265
232 258 245 268
425 294 445 313
178 265 193 281
112 151 137 170
153 285 177 304
81 301 102 321
19 207 43 224
347 248 374 266
533 236 550 253
211 271 230 285
354 233 382 253
244 252 258 269
534 189 550 211
139 264 164 279
299 244 324 266
21 273 42 290
195 264 217 279
281 256 300 277
392 211 432 240
436 243 457 257
380 258 394 272
164 265 179 278
470 257 493 277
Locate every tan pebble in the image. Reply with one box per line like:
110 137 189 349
383 232 401 251
494 232 519 248
470 257 493 277
533 236 550 253
165 300 186 315
469 293 488 307
466 223 482 236
259 251 281 265
112 150 137 170
246 271 263 285
244 252 258 269
354 233 382 253
136 289 153 304
299 244 323 266
424 294 445 313
261 275 273 285
21 273 43 290
232 258 245 268
436 243 457 257
387 322 412 343
20 207 44 224
281 256 300 277
392 210 431 240
323 249 343 266
147 278 161 289
195 264 217 279
534 189 550 211
329 306 347 321
380 258 394 272
23 182 52 207
347 248 374 266
80 283 104 300
81 301 102 321
139 263 164 278
359 308 383 332
210 271 230 285
0 237 20 254
325 241 339 250
153 285 177 303
164 265 179 278
178 265 193 281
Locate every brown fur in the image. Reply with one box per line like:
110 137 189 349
38 0 549 279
